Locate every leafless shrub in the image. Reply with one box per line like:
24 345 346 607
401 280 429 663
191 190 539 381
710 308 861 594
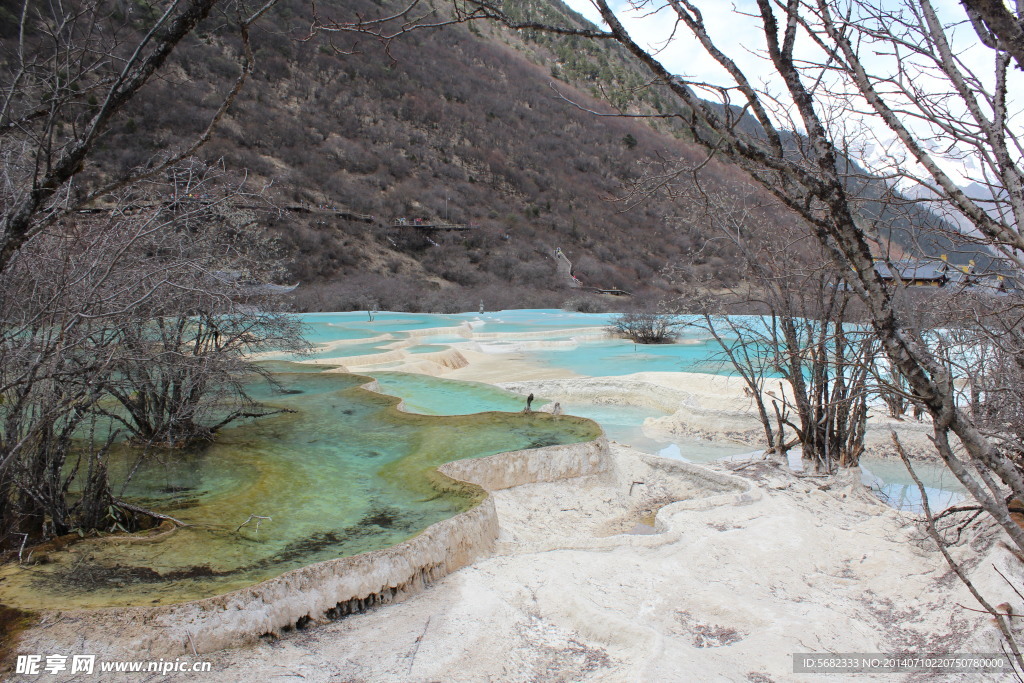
0 160 307 545
562 295 608 313
609 311 682 343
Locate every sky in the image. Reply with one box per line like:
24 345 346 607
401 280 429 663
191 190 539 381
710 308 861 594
560 0 991 97
557 0 1021 191
562 0 771 88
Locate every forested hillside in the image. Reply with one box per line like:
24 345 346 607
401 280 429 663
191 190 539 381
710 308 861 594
65 0 807 311
67 0 976 312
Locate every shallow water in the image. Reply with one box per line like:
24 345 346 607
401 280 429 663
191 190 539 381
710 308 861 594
313 309 965 512
410 334 469 345
529 338 736 377
369 372 544 415
456 309 618 334
551 402 752 462
298 340 392 360
0 371 598 609
362 374 754 464
859 456 967 513
284 310 745 377
407 344 450 354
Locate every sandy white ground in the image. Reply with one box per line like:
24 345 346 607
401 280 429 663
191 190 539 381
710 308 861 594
156 446 1021 682
19 339 1024 682
150 346 1021 682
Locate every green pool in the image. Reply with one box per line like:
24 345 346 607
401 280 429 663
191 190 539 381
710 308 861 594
0 369 599 609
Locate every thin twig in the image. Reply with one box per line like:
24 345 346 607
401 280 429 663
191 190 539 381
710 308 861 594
236 514 272 533
893 431 1024 673
956 603 1024 619
994 564 1024 606
408 616 432 675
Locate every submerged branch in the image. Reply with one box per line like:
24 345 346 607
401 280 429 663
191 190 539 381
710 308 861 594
112 500 188 528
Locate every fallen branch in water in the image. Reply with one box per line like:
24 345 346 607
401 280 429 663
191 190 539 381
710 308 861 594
236 514 272 533
113 500 187 527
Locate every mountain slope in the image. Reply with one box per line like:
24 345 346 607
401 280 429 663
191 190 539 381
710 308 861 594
83 0 975 312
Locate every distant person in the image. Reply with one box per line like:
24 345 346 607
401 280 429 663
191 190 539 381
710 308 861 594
525 393 534 413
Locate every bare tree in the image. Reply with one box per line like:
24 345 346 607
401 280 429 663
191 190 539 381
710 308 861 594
0 0 270 270
0 159 307 545
450 0 1024 661
609 310 682 343
672 190 873 470
97 161 307 446
930 294 1024 470
453 0 1024 550
0 212 147 540
0 0 276 546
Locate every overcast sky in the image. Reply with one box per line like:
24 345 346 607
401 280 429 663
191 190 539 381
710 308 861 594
562 0 770 86
559 0 987 92
557 0 1017 187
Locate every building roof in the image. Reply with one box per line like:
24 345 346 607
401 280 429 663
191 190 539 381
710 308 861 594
873 260 948 282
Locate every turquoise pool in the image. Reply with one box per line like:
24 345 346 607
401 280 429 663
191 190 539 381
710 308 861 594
269 310 967 514
528 338 734 377
0 369 599 608
285 310 742 377
365 373 758 463
298 309 964 514
369 372 545 415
